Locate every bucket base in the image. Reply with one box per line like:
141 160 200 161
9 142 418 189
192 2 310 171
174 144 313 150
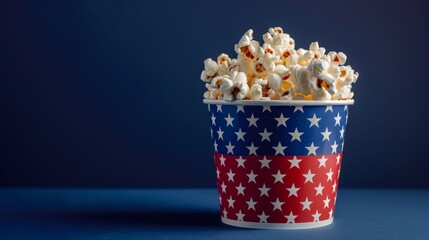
221 217 333 230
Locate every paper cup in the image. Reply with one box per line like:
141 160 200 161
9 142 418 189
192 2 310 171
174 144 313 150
204 99 353 229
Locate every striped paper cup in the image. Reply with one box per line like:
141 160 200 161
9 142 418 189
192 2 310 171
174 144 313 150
204 99 353 229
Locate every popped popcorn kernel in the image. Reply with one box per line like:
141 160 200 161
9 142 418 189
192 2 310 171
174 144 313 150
201 26 359 101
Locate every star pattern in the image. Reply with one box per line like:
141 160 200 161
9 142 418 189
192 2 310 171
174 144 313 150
208 103 349 224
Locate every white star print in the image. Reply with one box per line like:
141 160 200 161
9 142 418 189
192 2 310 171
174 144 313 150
224 114 234 127
340 126 345 139
216 168 220 179
219 155 226 166
236 156 246 168
258 184 270 197
262 105 271 112
300 197 313 211
208 104 211 112
227 169 235 182
213 141 218 151
271 198 285 211
344 105 348 112
288 156 302 169
221 182 227 193
246 170 257 183
294 106 304 113
312 210 321 222
226 141 235 154
329 209 334 219
223 209 228 218
325 105 333 112
236 105 244 113
332 182 337 193
318 155 328 168
334 112 342 126
273 142 287 155
217 127 224 140
303 169 316 183
219 195 222 204
211 114 216 125
326 168 334 182
236 210 245 221
285 211 297 223
210 129 213 138
235 128 246 141
236 183 245 195
321 128 332 141
307 113 321 128
305 142 319 155
331 141 338 154
336 154 341 165
258 211 269 223
227 196 235 208
247 142 258 155
288 128 304 142
246 114 259 127
259 128 273 142
275 113 289 127
286 183 300 197
246 198 257 210
346 113 349 124
323 196 331 208
272 170 286 183
259 156 271 169
314 183 324 196
216 104 222 112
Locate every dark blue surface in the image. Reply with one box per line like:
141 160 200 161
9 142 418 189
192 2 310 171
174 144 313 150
0 188 428 240
1 0 429 188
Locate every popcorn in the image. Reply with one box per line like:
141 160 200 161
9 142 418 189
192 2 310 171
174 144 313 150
201 27 359 101
250 84 263 100
218 71 249 101
200 58 219 82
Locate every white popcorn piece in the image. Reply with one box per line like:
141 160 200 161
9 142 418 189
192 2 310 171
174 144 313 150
298 51 315 66
217 53 232 66
280 90 293 100
253 77 268 86
308 60 337 95
218 71 250 101
235 29 259 60
204 83 222 100
332 85 354 100
267 73 282 91
200 58 220 82
220 77 234 101
309 42 326 60
237 54 254 77
216 54 238 76
253 47 279 76
274 65 289 79
250 84 263 100
312 88 331 100
267 88 281 100
263 27 295 55
211 75 225 89
328 51 347 65
289 65 312 95
281 48 299 67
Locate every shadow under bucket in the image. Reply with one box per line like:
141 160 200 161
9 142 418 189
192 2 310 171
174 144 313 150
204 99 353 229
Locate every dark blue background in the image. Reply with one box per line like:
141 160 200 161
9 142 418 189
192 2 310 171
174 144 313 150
1 0 428 188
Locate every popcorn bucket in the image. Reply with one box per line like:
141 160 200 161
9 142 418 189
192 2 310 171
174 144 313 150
204 99 353 229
